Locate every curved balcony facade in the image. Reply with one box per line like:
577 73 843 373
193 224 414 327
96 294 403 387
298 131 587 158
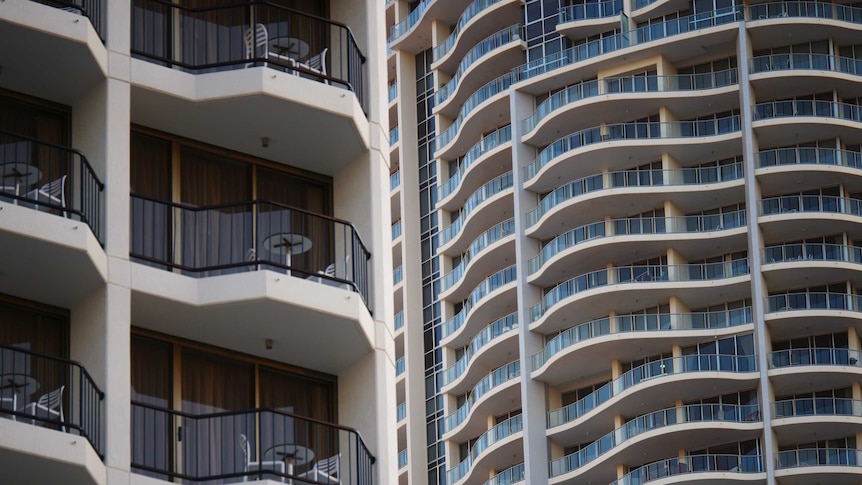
448 414 523 484
440 218 515 297
443 361 520 435
439 125 512 206
441 313 518 388
609 454 764 485
438 171 514 249
441 265 517 342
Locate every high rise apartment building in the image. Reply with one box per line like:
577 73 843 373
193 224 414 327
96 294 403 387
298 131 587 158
0 0 395 484
386 0 862 484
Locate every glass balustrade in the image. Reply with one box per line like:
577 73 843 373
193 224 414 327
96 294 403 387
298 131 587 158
765 291 862 313
773 397 862 419
760 195 862 217
523 69 738 134
448 415 523 483
439 125 512 200
433 0 509 62
441 218 515 292
525 116 741 182
393 265 403 285
439 172 514 246
391 220 402 240
395 357 405 376
559 0 622 22
533 307 752 370
484 463 525 485
390 171 401 191
528 211 746 274
390 0 430 40
611 454 762 484
749 1 862 25
397 402 407 421
443 361 520 432
776 448 861 469
763 243 862 265
758 146 862 168
769 347 862 368
547 354 757 428
754 100 862 122
442 313 518 386
751 53 862 75
394 311 404 331
436 71 518 149
531 259 750 323
441 266 517 339
550 403 760 476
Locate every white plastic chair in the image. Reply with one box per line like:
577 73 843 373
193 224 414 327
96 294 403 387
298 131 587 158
244 23 269 67
25 175 66 216
19 385 65 431
296 48 328 83
300 454 339 483
240 433 285 481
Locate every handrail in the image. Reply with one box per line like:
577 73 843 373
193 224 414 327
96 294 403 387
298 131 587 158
525 116 741 182
528 162 744 227
531 259 750 323
550 403 761 477
435 71 518 153
0 343 104 457
439 125 512 200
757 146 862 168
439 171 514 246
769 347 862 369
763 242 862 266
522 69 738 134
751 53 862 76
773 397 862 418
441 218 515 292
760 194 862 217
765 291 862 313
34 0 103 39
558 0 622 22
433 0 509 62
131 401 375 483
449 414 523 483
529 211 747 274
754 99 862 122
484 463 525 485
0 128 105 243
533 307 753 370
547 354 757 428
749 1 862 24
442 313 518 386
441 265 517 339
611 453 763 484
390 0 431 40
443 361 520 433
776 447 861 469
129 195 372 312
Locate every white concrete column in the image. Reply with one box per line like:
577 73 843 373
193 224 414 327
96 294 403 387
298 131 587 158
510 89 550 483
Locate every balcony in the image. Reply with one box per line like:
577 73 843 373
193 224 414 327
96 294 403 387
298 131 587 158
524 116 742 193
753 100 862 148
756 147 862 197
440 218 515 299
440 265 517 347
0 343 104 484
0 1 106 105
0 130 106 308
750 54 862 101
438 171 513 252
522 69 739 146
442 361 520 440
549 403 761 483
531 260 751 333
773 398 862 445
129 0 368 173
610 454 763 485
555 0 622 39
528 211 748 285
131 402 373 484
432 0 523 75
438 125 511 209
533 308 753 385
759 194 862 242
762 243 862 291
448 414 523 485
748 1 862 47
775 448 862 485
768 348 862 396
441 313 518 394
765 291 862 340
487 464 525 485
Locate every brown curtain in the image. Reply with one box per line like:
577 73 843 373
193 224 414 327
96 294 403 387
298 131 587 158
182 348 253 479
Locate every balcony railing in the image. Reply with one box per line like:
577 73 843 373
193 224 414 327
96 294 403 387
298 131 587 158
0 129 105 243
398 449 408 469
533 307 753 370
528 162 744 227
129 195 372 311
550 403 761 477
448 414 522 484
391 220 402 240
749 1 862 24
764 242 862 266
395 357 405 376
0 343 104 457
388 82 398 103
765 291 862 313
396 402 406 422
441 265 517 339
390 126 399 146
131 0 367 112
390 0 430 40
525 116 741 182
390 171 401 191
777 448 861 469
442 313 518 386
435 71 517 152
559 0 622 22
769 347 862 369
485 463 525 485
758 146 862 168
441 218 515 293
751 53 862 76
432 0 508 62
33 0 104 39
394 311 404 331
611 454 763 485
773 397 862 419
393 265 403 285
548 354 757 428
760 194 862 218
130 402 374 484
754 100 862 123
439 125 512 200
529 211 747 274
522 69 738 134
439 171 513 246
532 259 750 323
443 361 519 433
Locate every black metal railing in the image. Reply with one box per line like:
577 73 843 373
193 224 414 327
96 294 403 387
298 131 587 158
131 0 367 112
129 195 372 311
32 0 104 39
131 402 375 484
0 129 105 244
0 343 104 457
